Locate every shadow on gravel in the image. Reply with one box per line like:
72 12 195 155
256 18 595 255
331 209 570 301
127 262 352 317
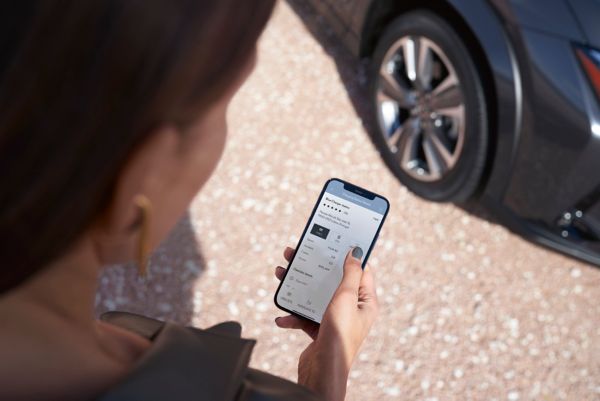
95 211 205 325
286 0 377 135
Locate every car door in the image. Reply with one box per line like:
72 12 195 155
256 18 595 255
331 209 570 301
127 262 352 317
327 0 355 23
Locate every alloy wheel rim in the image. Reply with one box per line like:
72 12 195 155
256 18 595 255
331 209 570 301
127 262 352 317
376 35 466 182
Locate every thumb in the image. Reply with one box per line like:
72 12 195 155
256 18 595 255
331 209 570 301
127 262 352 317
334 247 364 297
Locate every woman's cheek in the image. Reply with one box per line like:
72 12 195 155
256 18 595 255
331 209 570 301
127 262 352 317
179 111 227 195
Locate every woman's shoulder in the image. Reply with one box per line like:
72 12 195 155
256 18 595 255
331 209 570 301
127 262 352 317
97 312 321 401
0 305 132 401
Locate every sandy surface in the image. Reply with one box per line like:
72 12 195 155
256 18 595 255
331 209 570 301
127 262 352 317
96 2 600 400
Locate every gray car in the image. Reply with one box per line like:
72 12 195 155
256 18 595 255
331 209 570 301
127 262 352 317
295 0 600 266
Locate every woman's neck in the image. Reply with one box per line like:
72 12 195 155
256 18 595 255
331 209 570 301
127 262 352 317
8 236 101 329
0 236 151 401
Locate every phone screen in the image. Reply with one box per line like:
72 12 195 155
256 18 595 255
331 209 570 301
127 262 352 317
275 179 389 323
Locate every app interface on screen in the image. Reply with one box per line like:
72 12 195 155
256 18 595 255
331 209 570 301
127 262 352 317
277 180 387 323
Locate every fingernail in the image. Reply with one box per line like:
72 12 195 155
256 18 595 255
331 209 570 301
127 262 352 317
352 246 363 260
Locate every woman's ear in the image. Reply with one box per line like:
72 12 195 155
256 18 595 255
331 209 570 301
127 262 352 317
90 125 182 265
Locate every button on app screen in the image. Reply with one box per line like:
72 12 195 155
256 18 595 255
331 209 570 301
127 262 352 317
277 182 385 323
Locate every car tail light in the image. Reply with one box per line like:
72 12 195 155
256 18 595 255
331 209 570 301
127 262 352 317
576 46 600 102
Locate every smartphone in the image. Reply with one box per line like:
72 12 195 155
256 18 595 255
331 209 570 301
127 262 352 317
274 178 390 324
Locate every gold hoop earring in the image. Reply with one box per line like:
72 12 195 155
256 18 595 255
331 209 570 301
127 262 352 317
133 194 152 277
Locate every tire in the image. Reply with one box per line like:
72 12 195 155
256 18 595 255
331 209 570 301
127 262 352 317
369 10 488 202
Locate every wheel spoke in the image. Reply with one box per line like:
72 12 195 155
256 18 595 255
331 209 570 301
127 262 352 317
403 37 433 91
432 73 458 97
386 116 415 150
396 118 420 167
417 39 434 90
426 125 454 166
376 90 398 108
386 126 402 150
422 133 446 179
379 65 415 108
430 79 462 111
403 37 418 84
434 104 464 121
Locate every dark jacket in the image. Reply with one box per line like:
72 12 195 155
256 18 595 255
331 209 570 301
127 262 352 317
96 312 321 401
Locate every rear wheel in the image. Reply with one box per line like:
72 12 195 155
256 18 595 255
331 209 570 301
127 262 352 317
370 10 488 202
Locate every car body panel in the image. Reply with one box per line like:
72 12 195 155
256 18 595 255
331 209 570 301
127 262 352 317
506 0 585 40
350 1 372 43
307 0 352 50
446 0 523 200
326 0 355 26
503 28 600 223
569 0 600 48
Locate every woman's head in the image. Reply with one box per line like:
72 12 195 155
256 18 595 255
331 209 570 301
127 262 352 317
0 0 276 292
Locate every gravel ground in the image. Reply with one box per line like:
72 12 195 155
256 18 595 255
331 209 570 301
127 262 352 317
96 2 600 400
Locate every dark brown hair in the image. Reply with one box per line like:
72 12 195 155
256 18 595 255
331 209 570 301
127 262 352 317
0 0 276 292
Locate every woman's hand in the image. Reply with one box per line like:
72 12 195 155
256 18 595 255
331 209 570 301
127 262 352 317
274 246 379 401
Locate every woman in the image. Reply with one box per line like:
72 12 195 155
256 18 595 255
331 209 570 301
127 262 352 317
0 1 378 400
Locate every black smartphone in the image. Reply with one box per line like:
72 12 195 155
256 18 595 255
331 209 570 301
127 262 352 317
274 178 390 324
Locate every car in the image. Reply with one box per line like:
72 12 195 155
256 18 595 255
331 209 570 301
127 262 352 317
296 0 600 266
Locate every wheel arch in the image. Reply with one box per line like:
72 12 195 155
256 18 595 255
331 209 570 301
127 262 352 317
359 0 521 201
